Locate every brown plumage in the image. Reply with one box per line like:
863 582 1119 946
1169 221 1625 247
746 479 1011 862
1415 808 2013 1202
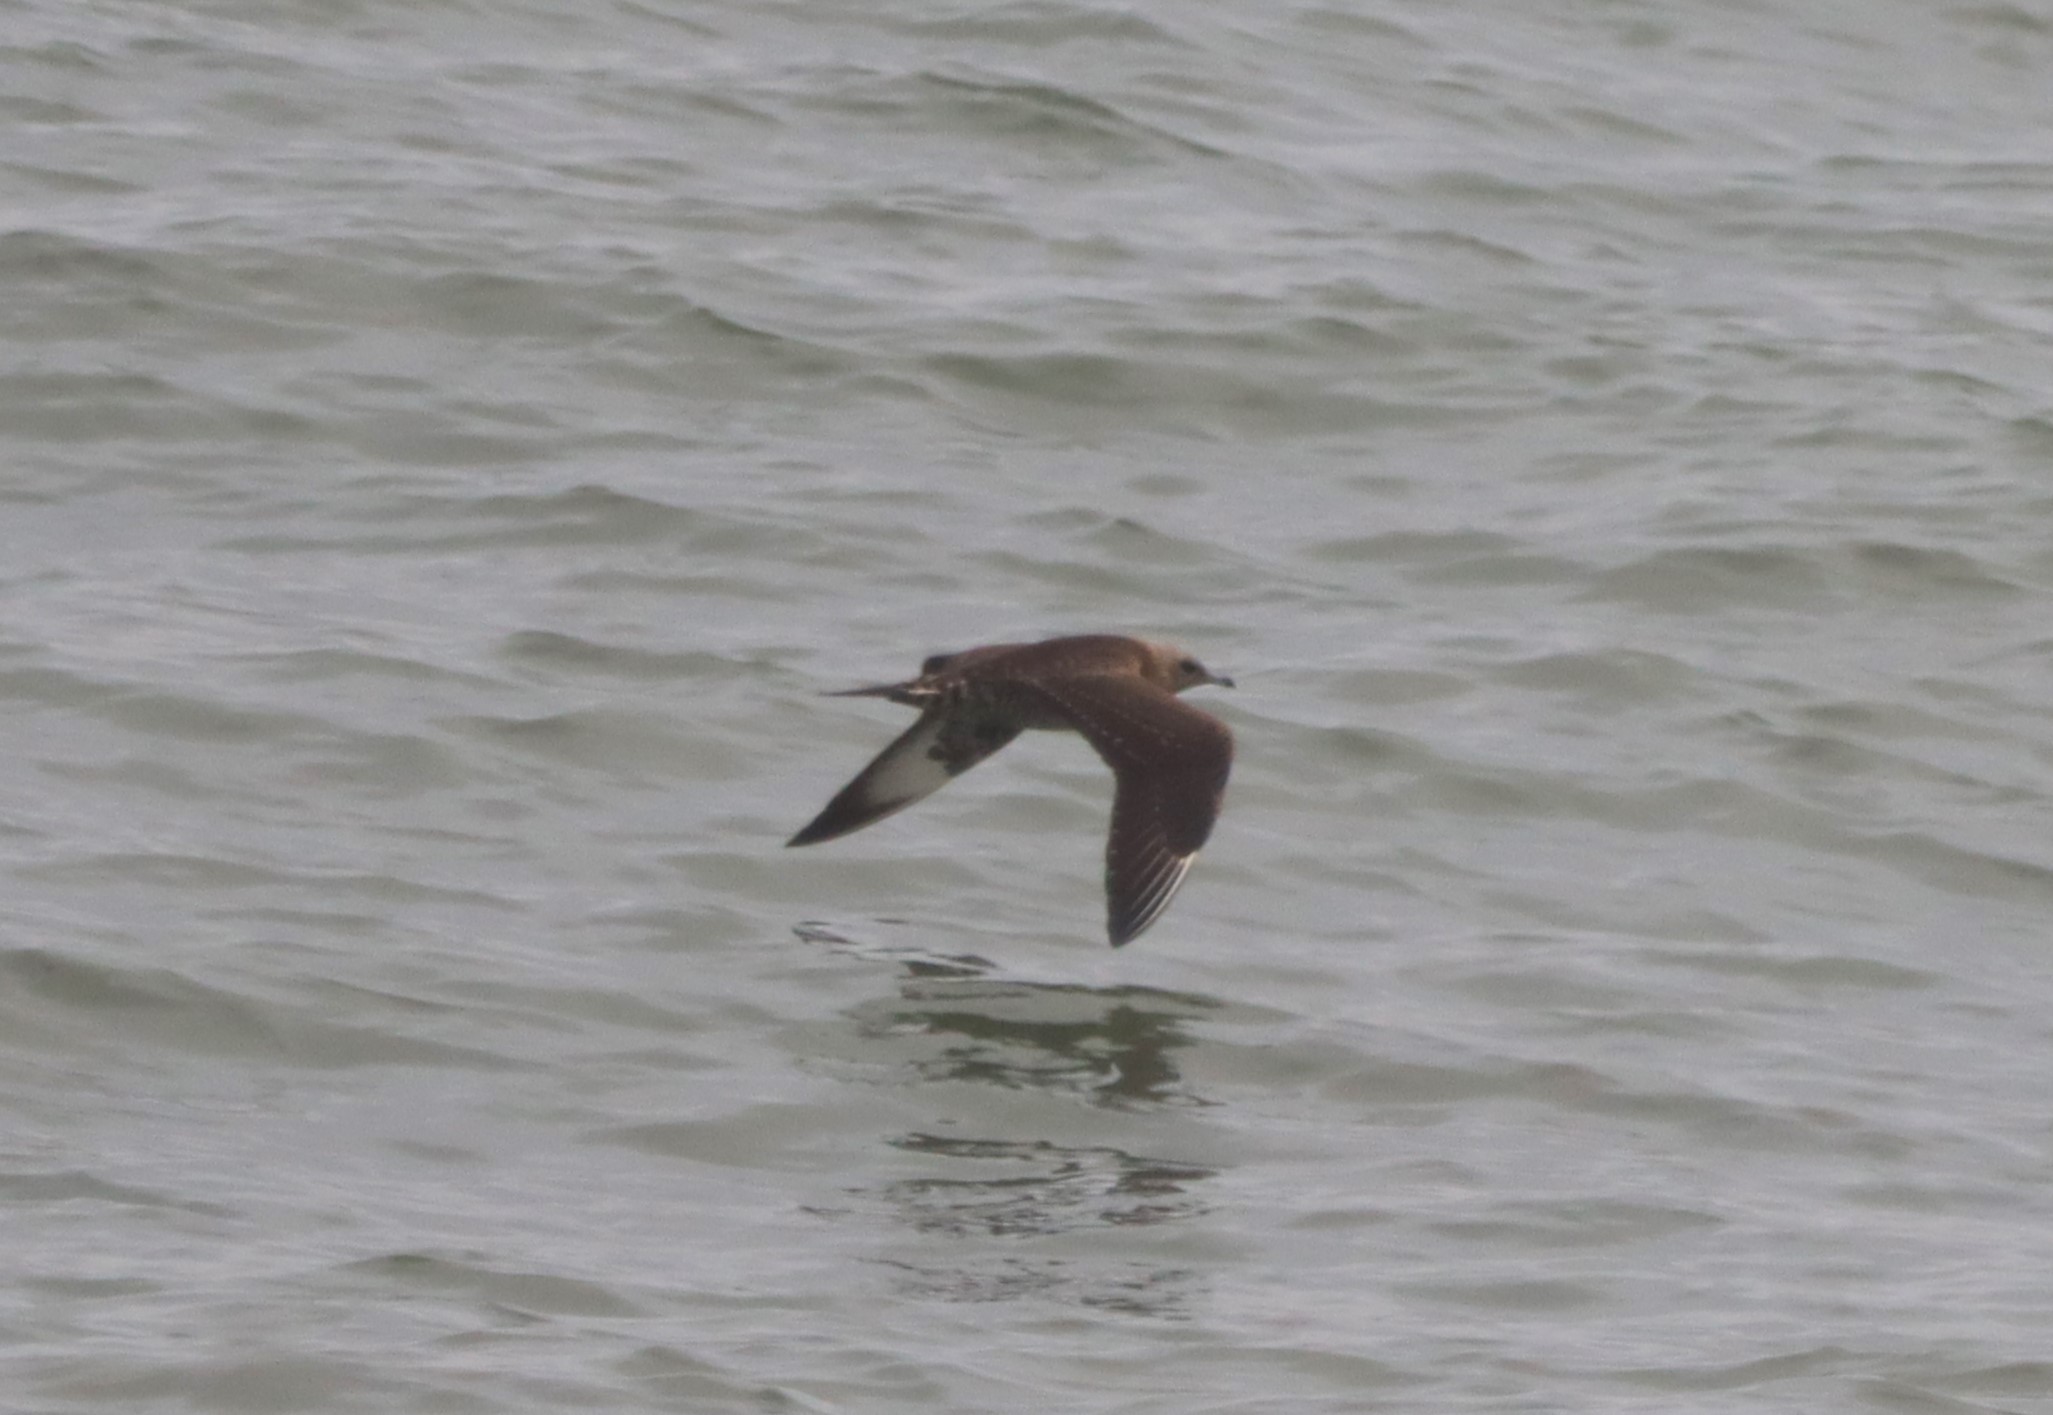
788 634 1234 946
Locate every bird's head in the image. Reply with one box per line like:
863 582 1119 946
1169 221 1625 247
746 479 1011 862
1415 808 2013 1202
1153 643 1234 694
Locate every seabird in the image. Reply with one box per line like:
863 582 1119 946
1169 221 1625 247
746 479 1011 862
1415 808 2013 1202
787 635 1234 946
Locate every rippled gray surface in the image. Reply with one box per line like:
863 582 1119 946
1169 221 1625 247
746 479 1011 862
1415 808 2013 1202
8 0 2053 1409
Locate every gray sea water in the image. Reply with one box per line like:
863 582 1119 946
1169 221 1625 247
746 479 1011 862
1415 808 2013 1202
7 0 2053 1409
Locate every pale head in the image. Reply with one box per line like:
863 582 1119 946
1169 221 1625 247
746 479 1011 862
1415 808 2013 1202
1144 641 1235 694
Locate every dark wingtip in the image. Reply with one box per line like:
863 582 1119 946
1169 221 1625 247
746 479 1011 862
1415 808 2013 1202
787 817 834 847
788 794 879 847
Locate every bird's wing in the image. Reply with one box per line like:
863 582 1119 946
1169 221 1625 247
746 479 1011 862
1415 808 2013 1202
1011 676 1233 946
787 707 1022 847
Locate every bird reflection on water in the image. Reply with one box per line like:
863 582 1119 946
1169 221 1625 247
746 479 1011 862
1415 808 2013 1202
799 924 1223 1314
798 919 1219 1107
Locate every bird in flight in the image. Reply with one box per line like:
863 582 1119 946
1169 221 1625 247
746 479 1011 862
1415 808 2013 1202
788 634 1235 946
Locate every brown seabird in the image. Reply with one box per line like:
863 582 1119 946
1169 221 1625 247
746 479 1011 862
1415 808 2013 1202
788 634 1235 947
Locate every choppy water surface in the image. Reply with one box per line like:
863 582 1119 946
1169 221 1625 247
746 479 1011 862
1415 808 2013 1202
6 0 2053 1408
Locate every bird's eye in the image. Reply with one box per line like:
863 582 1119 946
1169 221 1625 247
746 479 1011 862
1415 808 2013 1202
1179 659 1200 674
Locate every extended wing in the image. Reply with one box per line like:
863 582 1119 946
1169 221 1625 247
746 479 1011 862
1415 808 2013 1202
1012 676 1232 945
788 708 1022 847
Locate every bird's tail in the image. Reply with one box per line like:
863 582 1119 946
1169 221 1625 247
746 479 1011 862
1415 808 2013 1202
821 679 934 707
823 680 907 698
